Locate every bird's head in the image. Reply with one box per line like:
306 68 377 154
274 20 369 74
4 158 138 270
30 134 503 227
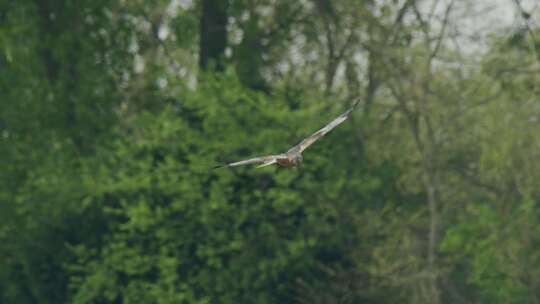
293 154 303 166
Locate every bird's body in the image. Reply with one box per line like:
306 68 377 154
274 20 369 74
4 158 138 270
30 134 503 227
215 100 359 169
277 153 302 167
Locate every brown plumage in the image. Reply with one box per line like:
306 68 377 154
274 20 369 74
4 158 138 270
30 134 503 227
215 100 360 169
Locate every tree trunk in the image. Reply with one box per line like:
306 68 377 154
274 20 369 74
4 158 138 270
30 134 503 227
199 0 228 71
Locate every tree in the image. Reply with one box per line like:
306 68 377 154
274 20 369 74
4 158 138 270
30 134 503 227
2 0 540 303
199 0 228 71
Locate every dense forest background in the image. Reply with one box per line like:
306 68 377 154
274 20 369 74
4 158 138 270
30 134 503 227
1 0 540 303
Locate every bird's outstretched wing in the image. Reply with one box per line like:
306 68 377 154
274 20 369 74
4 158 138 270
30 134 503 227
288 100 360 154
214 154 285 169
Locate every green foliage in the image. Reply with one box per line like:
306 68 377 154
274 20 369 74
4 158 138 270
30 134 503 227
2 1 540 303
442 200 540 303
62 74 390 303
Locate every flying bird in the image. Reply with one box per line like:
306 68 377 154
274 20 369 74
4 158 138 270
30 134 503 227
215 100 360 169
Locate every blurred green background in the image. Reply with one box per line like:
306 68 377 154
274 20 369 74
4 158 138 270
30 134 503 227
1 0 540 303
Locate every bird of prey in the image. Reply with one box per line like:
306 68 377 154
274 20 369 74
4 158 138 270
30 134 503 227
215 100 359 169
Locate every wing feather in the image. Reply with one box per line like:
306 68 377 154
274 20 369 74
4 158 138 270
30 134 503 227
288 101 359 154
214 154 283 169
